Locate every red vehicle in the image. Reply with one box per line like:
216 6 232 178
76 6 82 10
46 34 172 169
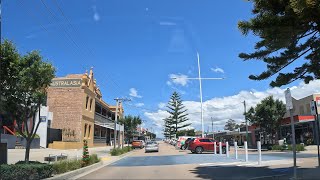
188 138 227 154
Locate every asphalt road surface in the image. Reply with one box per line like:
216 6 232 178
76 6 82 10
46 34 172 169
79 142 318 179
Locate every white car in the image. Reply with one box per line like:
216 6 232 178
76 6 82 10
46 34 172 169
145 141 159 153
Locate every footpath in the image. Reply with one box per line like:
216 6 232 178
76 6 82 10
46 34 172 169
8 145 128 164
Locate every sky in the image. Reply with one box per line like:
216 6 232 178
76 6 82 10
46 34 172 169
2 0 320 138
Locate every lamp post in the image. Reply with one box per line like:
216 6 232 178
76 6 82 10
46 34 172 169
171 52 224 138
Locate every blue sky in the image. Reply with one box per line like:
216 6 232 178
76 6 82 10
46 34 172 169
4 0 317 138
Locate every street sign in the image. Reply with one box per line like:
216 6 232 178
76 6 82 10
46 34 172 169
311 101 317 115
285 88 293 110
40 116 46 123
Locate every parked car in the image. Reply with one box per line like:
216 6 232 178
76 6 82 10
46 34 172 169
145 141 159 153
183 137 195 150
177 136 194 150
132 140 144 149
188 138 227 154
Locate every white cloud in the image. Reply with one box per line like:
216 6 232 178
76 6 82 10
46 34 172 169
168 74 189 86
211 67 225 74
135 103 144 107
158 102 166 109
92 6 100 22
145 80 320 135
129 88 142 98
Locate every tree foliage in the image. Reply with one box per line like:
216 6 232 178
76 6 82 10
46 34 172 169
176 129 195 137
238 0 320 87
245 96 286 142
0 40 56 163
224 119 245 131
163 92 191 139
118 115 142 142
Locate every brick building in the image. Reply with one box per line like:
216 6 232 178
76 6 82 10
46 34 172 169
47 68 124 149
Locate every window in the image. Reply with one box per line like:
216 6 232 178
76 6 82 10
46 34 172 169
89 98 93 111
199 139 210 142
85 96 89 109
84 124 87 138
88 125 91 138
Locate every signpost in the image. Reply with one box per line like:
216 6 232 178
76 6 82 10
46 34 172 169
311 100 320 167
285 88 297 179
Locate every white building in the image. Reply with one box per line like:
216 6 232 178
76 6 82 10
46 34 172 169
34 106 53 148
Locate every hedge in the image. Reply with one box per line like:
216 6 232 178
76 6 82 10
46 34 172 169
0 161 53 180
52 154 100 175
110 146 133 156
272 144 305 151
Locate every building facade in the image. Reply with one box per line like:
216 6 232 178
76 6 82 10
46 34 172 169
47 68 124 149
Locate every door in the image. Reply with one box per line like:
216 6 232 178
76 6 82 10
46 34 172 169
200 139 212 151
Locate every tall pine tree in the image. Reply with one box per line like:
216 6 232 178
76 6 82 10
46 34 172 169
163 92 191 138
238 0 320 87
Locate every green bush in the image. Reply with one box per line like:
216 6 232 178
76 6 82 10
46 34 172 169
0 162 53 180
288 144 305 151
110 147 132 156
52 154 100 174
15 132 40 138
52 159 82 174
88 154 100 165
272 144 305 151
271 145 283 150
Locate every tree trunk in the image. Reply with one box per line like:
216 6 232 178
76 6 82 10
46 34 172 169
25 140 31 163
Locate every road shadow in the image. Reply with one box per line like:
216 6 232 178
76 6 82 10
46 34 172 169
189 165 320 180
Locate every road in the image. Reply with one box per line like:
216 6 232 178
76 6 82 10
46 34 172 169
79 142 319 179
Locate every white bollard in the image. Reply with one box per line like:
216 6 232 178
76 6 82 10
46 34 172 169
226 142 229 157
214 142 217 154
219 142 222 155
257 141 261 165
234 142 238 159
244 141 248 162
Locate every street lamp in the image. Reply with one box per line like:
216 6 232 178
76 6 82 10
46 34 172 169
171 52 224 138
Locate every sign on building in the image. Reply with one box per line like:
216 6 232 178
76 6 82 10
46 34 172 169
40 116 46 123
50 78 81 87
285 88 293 110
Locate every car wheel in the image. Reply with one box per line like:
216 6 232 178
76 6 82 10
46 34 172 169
195 147 203 154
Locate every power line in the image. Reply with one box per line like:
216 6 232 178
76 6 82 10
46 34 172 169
18 0 123 102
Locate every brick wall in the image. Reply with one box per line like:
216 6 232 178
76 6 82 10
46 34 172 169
47 87 84 142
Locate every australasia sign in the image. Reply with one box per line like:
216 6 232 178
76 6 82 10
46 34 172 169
50 78 81 87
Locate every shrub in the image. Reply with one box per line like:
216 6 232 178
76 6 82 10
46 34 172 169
15 132 40 138
271 145 283 151
52 154 100 175
88 154 100 165
52 159 82 174
0 162 53 180
288 144 305 151
272 144 305 151
110 147 133 156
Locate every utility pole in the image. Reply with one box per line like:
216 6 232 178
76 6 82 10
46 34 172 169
113 97 131 149
243 100 249 144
